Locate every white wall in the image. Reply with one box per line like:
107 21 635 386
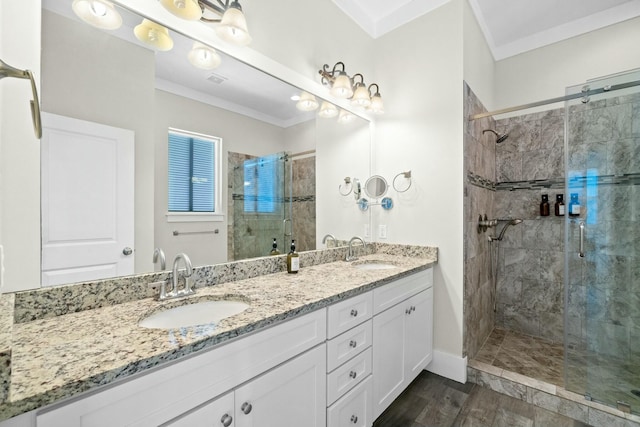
494 16 640 113
0 0 41 292
41 10 156 276
463 0 495 111
372 0 466 357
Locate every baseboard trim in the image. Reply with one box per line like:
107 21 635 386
427 350 467 383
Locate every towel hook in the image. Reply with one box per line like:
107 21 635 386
0 58 42 139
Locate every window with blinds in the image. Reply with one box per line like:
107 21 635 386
168 130 220 213
243 153 281 214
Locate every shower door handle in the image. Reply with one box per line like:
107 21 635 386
283 218 292 237
579 222 585 258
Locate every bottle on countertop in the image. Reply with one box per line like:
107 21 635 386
569 193 581 217
287 240 299 274
554 194 565 216
540 194 550 217
269 238 280 255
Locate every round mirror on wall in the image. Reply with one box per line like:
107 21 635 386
364 175 388 199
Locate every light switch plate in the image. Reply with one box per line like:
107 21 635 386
378 225 387 239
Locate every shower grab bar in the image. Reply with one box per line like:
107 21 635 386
579 222 585 258
0 58 42 139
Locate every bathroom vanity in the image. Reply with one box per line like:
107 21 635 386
0 247 436 426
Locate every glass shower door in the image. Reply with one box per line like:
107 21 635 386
564 69 640 413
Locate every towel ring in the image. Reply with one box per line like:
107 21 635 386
339 177 353 196
393 171 412 193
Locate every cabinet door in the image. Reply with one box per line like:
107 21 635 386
405 288 433 381
372 303 406 419
165 391 234 427
234 345 326 427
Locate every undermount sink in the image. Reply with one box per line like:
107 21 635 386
352 260 398 271
139 300 250 329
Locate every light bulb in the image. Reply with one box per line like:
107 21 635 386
188 42 221 69
159 0 202 21
368 92 384 114
296 92 319 112
330 73 353 99
134 19 174 51
318 101 338 118
72 0 122 30
338 109 356 124
215 3 252 46
351 84 371 107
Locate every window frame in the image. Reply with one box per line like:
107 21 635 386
165 128 224 223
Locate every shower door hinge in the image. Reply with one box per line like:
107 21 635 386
584 393 592 401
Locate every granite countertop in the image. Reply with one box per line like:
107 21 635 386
0 252 436 420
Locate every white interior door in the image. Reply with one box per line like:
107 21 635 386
41 113 134 286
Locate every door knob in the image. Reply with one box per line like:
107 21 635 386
122 247 133 256
220 413 233 427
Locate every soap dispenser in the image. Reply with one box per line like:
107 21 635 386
269 238 280 255
287 240 299 274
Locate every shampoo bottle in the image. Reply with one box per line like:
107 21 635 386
540 194 550 217
554 194 565 216
569 193 581 217
287 240 299 274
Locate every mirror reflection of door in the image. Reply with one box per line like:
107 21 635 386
41 113 134 286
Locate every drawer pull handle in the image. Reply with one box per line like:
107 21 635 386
349 371 357 379
351 415 358 423
241 402 252 415
349 340 357 348
350 309 358 317
221 413 233 427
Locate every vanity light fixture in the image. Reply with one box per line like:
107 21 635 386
72 0 123 30
319 62 384 114
162 0 252 46
134 19 174 51
318 101 339 118
296 92 319 112
188 41 222 69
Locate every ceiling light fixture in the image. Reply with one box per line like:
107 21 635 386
161 0 252 46
134 19 174 51
296 92 319 112
319 62 384 114
188 41 222 69
337 109 356 124
72 0 123 30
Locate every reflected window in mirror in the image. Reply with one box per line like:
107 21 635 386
168 129 222 214
243 153 283 214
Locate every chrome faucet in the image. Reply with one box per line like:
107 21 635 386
159 253 195 300
346 236 366 262
152 247 166 270
322 234 337 248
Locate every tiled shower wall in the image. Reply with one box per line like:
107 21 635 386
291 155 316 252
463 82 497 358
493 108 566 343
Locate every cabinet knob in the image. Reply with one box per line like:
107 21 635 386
241 402 252 415
405 308 411 315
349 340 357 348
350 309 358 317
411 306 416 312
220 413 233 427
349 371 357 379
350 415 358 423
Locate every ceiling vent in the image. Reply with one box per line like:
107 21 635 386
206 73 228 84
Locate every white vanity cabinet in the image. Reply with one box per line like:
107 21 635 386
372 269 433 419
166 345 327 427
36 310 327 427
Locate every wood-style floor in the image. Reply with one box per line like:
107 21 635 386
372 371 593 427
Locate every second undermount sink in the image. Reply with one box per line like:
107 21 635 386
139 300 250 329
352 260 399 271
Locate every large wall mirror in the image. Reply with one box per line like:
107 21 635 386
3 0 371 291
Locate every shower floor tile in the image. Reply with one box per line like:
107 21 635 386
475 327 564 386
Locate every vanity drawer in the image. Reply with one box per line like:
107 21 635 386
327 347 372 406
327 375 373 427
373 268 432 314
327 292 373 339
327 320 372 372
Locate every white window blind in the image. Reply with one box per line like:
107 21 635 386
168 131 218 213
243 153 281 214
